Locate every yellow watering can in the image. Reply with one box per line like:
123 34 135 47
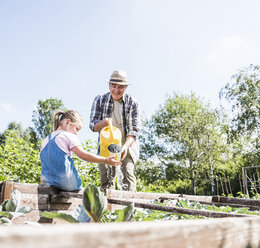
100 119 122 160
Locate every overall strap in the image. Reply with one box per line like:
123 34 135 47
48 131 64 141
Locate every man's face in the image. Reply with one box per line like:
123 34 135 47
109 83 127 101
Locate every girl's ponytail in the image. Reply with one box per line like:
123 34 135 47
53 110 65 131
53 109 83 131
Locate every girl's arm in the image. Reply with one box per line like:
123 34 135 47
72 146 121 167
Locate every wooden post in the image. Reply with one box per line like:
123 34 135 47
253 174 258 194
220 177 225 195
224 175 229 195
244 169 249 196
238 174 243 194
228 176 233 196
0 181 14 204
216 178 219 196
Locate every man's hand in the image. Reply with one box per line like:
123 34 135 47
94 118 112 132
120 135 135 161
121 145 128 160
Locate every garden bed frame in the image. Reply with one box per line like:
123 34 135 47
1 181 260 247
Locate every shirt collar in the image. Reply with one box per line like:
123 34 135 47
108 92 126 103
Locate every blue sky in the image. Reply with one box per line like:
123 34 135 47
1 0 260 142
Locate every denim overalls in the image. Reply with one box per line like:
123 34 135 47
40 132 82 191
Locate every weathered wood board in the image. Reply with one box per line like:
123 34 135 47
0 181 83 224
1 181 260 224
0 217 260 248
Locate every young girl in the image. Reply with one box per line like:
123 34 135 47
40 109 121 191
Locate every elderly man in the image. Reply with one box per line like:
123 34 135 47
89 70 140 191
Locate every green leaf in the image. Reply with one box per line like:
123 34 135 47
0 211 11 218
114 203 134 222
0 217 12 225
40 211 79 223
3 190 21 212
17 206 33 214
70 205 90 223
83 184 107 222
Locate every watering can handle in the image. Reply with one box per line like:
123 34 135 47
108 118 114 140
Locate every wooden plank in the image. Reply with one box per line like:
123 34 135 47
51 195 82 205
160 197 260 211
58 191 83 199
106 189 180 201
108 198 255 218
20 193 50 210
212 196 260 207
0 217 259 248
1 181 14 202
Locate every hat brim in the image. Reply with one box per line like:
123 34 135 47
106 79 131 85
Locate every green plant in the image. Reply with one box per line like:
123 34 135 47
73 140 100 187
0 130 41 183
0 189 33 225
41 184 134 223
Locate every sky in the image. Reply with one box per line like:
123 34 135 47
1 0 260 143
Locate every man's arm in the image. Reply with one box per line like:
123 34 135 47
93 118 110 132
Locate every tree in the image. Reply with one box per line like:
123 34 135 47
220 64 260 137
0 122 33 145
32 98 66 142
220 64 260 167
140 93 228 195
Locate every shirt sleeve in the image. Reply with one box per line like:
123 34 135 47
127 100 140 139
55 132 82 156
89 95 102 132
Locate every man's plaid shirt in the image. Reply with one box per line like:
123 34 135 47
89 92 140 162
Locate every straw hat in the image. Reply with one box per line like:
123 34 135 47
107 70 131 85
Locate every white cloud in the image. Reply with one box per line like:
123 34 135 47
1 102 15 113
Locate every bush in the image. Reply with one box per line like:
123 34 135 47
0 131 41 183
73 140 100 187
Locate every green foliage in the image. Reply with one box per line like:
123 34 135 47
73 140 100 187
0 130 41 183
41 211 80 223
220 64 260 138
139 93 229 195
135 160 165 184
175 198 260 216
220 64 260 168
83 184 108 222
41 184 134 223
165 179 192 194
32 98 66 142
114 203 134 222
0 189 33 225
0 122 36 146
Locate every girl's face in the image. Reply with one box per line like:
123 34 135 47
63 119 83 135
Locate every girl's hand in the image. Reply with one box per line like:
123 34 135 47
105 156 122 167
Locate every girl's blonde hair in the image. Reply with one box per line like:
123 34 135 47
53 110 83 131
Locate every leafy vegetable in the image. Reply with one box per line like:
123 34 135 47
0 189 33 225
83 184 107 222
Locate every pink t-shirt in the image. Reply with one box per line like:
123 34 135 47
40 130 82 157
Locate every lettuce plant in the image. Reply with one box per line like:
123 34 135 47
0 189 33 225
41 184 134 223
